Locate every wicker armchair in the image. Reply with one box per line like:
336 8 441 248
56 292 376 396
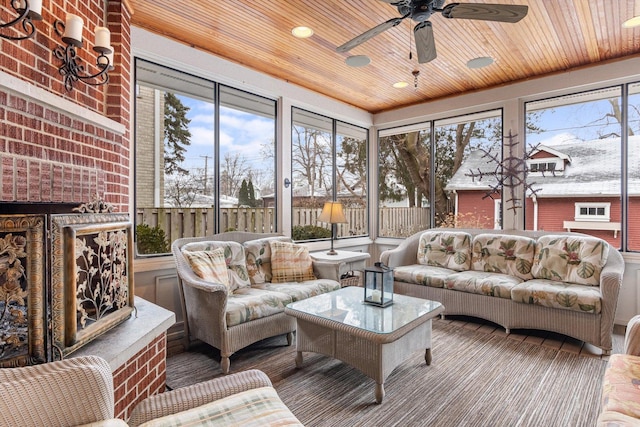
0 355 126 427
172 232 341 374
128 369 302 426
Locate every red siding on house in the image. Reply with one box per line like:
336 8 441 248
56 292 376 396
0 1 131 212
455 190 498 229
524 197 622 247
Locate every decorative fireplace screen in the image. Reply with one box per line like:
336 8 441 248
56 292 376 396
0 208 134 366
51 213 134 359
0 215 46 367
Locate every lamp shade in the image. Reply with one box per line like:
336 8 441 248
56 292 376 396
317 201 347 224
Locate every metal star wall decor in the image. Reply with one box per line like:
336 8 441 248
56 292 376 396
465 130 542 215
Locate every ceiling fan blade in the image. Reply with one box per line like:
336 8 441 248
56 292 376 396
441 3 528 23
336 16 407 52
414 21 437 64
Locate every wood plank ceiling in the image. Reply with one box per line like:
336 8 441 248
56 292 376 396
128 0 640 114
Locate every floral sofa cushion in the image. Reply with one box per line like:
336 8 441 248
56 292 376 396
445 270 522 299
243 236 292 285
531 235 609 286
510 279 602 313
417 231 472 271
225 288 292 327
182 241 251 290
599 354 640 422
253 279 340 303
393 265 452 288
472 234 536 280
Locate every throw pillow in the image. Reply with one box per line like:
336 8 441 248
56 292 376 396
531 235 609 286
270 240 317 283
182 247 231 291
417 231 472 271
243 236 292 285
182 241 251 290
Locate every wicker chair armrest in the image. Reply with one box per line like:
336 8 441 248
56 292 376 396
624 315 640 356
380 232 422 268
127 369 273 426
0 356 115 427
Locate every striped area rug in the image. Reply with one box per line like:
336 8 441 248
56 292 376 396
166 319 610 426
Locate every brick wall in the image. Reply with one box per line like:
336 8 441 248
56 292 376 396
113 332 168 420
0 0 131 212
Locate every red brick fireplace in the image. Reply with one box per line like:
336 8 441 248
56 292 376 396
0 0 173 420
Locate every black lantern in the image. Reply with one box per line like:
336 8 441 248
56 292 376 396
364 262 394 307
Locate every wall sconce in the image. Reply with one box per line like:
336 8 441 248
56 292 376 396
52 14 114 91
1 0 42 40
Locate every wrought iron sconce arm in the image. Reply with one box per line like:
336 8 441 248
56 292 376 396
1 0 42 40
52 18 113 92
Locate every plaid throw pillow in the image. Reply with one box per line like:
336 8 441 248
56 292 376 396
269 241 316 283
182 247 231 291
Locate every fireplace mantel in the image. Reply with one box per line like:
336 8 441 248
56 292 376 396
72 296 175 370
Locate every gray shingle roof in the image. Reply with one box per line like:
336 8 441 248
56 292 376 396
445 136 640 196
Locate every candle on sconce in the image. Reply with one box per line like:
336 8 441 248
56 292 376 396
29 0 43 19
94 27 110 52
63 14 84 45
98 46 115 70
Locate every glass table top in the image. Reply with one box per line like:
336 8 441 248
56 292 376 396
285 286 442 334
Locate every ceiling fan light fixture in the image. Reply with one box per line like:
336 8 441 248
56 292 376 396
393 81 409 88
623 16 640 28
467 56 494 69
345 55 370 67
292 26 314 38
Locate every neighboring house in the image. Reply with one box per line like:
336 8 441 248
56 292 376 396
445 136 640 248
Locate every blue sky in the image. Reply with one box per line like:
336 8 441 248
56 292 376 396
177 96 275 174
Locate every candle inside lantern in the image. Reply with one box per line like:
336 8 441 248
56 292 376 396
371 290 381 303
94 27 110 51
63 14 83 44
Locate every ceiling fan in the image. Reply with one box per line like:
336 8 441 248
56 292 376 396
336 1 528 64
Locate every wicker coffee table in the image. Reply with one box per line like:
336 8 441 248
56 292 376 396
284 286 444 403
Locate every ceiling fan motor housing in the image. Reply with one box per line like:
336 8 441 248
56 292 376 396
400 0 446 22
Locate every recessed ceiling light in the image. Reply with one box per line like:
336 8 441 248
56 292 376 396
291 26 314 38
393 81 409 89
467 56 494 69
345 55 370 67
623 16 640 28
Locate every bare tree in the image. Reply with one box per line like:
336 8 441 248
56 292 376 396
220 152 249 198
291 126 332 205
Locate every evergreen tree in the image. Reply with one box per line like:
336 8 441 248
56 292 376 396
164 92 191 175
247 180 257 207
238 179 250 206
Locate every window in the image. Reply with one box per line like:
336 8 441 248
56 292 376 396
575 203 610 221
435 110 502 230
529 161 559 173
134 59 277 256
378 124 431 238
291 107 368 242
525 87 623 248
377 109 502 238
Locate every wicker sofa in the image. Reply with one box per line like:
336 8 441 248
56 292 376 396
380 228 625 354
172 231 341 373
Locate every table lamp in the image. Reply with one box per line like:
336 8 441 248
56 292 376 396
317 201 347 255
